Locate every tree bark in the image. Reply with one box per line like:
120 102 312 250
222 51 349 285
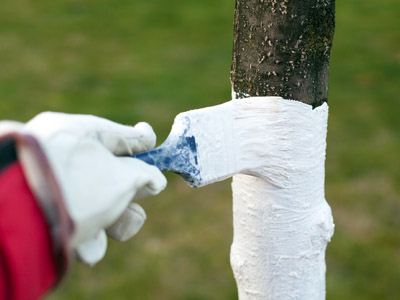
229 1 335 299
231 0 335 107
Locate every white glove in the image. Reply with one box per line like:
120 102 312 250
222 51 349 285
17 112 167 265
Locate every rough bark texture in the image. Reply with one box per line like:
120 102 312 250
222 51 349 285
231 0 335 107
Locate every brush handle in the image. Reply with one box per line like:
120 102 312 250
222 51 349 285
131 135 201 187
132 148 169 171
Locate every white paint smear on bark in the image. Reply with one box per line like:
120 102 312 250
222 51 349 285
227 97 334 299
160 96 333 298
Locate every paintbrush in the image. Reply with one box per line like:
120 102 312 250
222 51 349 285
132 99 233 187
132 97 319 188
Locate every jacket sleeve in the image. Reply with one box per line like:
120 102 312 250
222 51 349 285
0 162 57 300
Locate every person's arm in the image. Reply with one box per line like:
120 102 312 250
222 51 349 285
0 114 167 299
0 156 57 300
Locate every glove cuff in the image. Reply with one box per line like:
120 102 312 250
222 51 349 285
0 132 74 283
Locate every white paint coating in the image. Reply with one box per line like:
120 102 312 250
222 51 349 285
165 96 333 298
224 97 334 299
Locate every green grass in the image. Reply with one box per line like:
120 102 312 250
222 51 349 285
0 0 399 299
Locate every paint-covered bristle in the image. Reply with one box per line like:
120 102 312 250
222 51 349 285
132 101 238 187
176 102 237 187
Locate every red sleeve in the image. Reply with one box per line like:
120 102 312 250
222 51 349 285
0 162 57 300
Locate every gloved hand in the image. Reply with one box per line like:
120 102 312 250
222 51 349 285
0 113 166 266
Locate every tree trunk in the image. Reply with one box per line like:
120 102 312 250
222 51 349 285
231 0 335 107
229 1 335 299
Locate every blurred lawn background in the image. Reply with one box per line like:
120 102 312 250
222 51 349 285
0 0 399 299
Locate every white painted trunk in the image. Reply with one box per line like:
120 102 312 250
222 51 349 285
230 99 334 299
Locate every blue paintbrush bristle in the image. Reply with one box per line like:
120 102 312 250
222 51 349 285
132 116 202 187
